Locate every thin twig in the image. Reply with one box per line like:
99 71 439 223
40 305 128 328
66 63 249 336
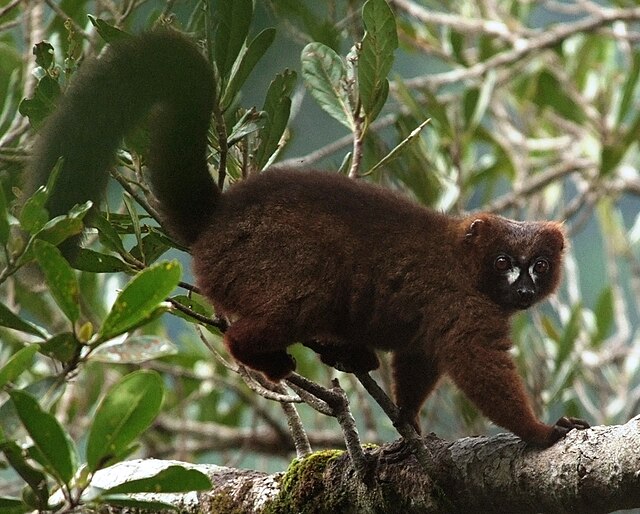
354 372 434 475
42 0 91 40
0 0 21 18
212 103 229 189
240 367 303 404
287 373 369 480
168 297 227 330
271 382 313 458
271 112 399 170
349 111 365 179
151 360 291 442
196 326 305 404
403 6 640 90
110 168 163 225
286 380 333 416
361 118 431 177
486 158 593 213
391 0 529 44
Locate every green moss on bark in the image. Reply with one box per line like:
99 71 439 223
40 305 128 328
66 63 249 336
264 450 351 514
207 489 246 514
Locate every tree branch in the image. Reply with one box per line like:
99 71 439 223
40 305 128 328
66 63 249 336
403 6 640 90
91 417 640 513
286 373 369 480
154 416 345 457
390 0 528 44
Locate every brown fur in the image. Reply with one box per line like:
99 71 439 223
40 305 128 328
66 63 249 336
29 32 588 447
191 169 587 446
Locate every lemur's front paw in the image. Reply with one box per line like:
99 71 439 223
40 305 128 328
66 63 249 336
547 416 590 445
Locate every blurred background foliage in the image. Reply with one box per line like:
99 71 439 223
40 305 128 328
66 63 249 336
1 0 640 508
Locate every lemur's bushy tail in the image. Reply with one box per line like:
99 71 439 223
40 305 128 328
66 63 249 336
28 31 218 246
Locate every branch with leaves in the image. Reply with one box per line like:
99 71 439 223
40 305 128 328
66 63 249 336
72 417 640 513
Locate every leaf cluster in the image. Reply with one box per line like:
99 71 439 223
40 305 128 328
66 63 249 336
0 3 301 511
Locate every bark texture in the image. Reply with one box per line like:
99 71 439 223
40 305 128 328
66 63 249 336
93 417 640 513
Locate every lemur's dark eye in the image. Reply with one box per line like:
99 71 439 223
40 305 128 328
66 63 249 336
494 255 511 272
533 258 550 274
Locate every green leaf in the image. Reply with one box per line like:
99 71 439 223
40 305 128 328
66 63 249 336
33 240 79 323
364 117 431 176
622 109 640 150
97 260 181 342
0 378 61 437
466 125 516 187
540 315 561 343
0 303 47 338
32 41 54 70
17 200 92 267
169 294 222 335
593 287 614 347
271 0 341 50
338 152 352 175
368 78 389 123
227 108 267 147
533 70 584 123
263 70 297 123
100 497 177 512
214 0 253 82
9 389 77 485
556 304 581 370
130 230 171 265
0 440 49 510
448 28 467 65
301 42 354 130
34 200 91 244
86 370 164 471
618 51 640 124
85 211 126 254
103 465 211 494
222 28 277 109
0 186 9 246
0 346 38 389
170 294 213 318
39 333 80 363
18 75 60 128
122 194 143 260
88 16 130 43
421 88 454 139
255 70 297 169
90 335 178 364
462 71 495 131
68 248 131 273
0 497 27 513
358 0 397 121
33 215 84 246
18 186 48 234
